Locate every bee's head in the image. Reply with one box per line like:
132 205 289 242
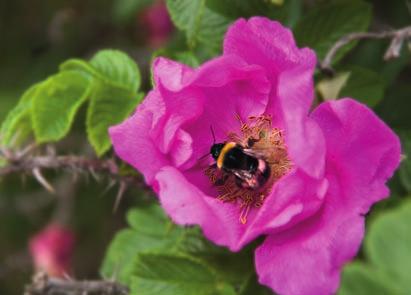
210 143 225 160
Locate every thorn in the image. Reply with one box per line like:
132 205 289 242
100 179 116 198
400 153 407 163
18 143 37 158
89 168 100 181
46 145 56 157
32 168 55 194
0 146 12 159
113 182 127 213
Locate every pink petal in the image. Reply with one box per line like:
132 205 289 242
155 166 246 250
224 17 316 77
275 66 326 179
255 182 365 295
109 90 170 185
154 55 271 167
255 99 401 295
311 98 401 211
224 17 323 178
156 166 327 251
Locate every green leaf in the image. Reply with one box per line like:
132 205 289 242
365 200 411 291
339 66 386 107
338 263 397 295
294 0 372 60
205 0 276 19
86 81 142 156
376 83 411 130
175 51 200 67
100 205 184 284
90 49 141 92
59 59 97 78
0 83 41 146
32 71 91 143
131 253 234 295
399 131 411 193
166 0 230 52
239 273 273 295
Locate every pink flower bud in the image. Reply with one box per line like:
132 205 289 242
29 224 75 277
139 1 173 48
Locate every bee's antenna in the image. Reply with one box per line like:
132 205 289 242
210 125 216 143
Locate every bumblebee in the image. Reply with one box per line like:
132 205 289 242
210 140 271 190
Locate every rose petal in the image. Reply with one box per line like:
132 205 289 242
275 66 326 179
311 98 401 211
155 166 246 250
109 90 170 185
223 17 323 178
224 17 316 77
157 165 327 251
255 178 364 295
255 98 401 295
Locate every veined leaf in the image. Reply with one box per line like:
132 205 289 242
365 200 411 291
166 0 230 51
32 71 91 143
59 59 97 78
399 131 411 193
340 200 411 294
294 0 372 60
101 204 255 290
86 81 142 156
0 83 41 146
338 263 398 295
130 253 236 295
100 205 186 284
339 66 386 107
90 49 141 92
61 50 141 93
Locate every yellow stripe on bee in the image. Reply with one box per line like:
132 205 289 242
217 142 237 169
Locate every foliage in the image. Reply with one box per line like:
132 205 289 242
339 200 411 294
1 50 142 156
1 0 411 294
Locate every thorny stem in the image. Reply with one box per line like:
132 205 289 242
319 25 411 75
0 147 149 191
25 272 129 295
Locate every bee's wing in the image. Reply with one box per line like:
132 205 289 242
242 148 266 158
230 169 254 180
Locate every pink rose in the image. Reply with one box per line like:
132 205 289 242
110 17 401 294
29 224 75 277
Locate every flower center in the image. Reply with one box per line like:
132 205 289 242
205 115 291 224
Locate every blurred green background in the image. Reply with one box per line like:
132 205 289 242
0 0 410 294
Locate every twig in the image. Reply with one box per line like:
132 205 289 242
0 152 148 191
25 272 129 295
319 25 411 74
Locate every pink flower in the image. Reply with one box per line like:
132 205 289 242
29 224 75 277
139 0 173 48
109 17 401 295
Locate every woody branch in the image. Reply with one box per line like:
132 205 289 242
0 145 149 192
319 25 411 74
25 272 128 295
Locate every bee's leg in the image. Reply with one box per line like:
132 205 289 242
235 175 250 189
214 174 229 186
227 132 242 142
247 137 260 148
